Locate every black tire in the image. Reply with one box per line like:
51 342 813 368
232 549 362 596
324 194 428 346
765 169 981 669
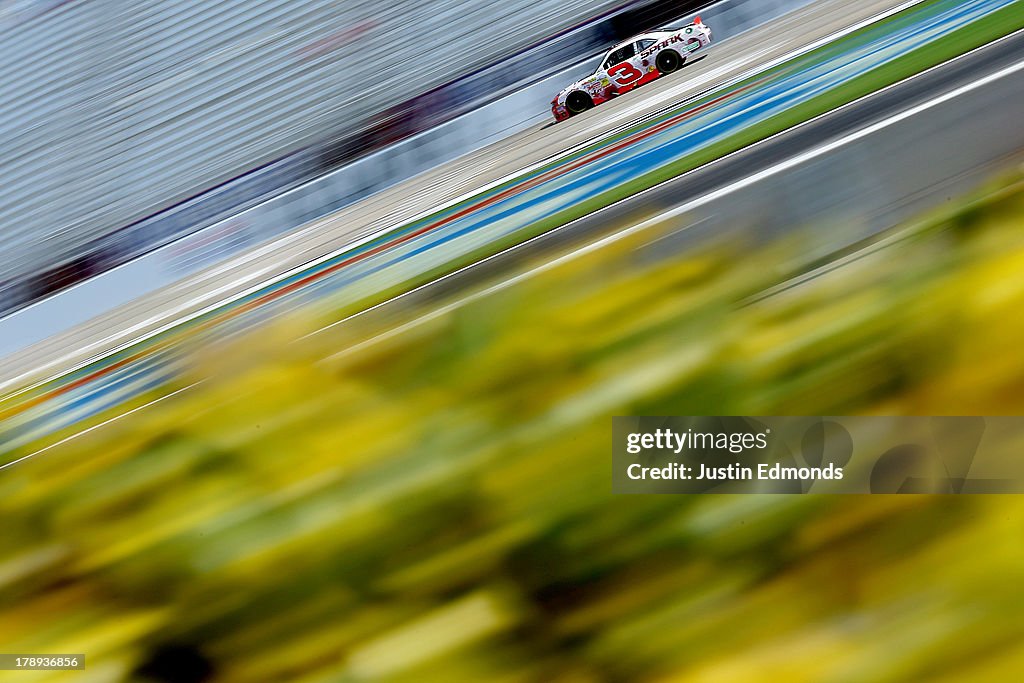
656 49 683 75
565 91 594 115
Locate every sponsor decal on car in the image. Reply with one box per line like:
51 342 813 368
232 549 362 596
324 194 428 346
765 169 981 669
639 32 696 59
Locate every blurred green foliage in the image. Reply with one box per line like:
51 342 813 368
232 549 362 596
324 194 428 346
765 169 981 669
4 173 1024 682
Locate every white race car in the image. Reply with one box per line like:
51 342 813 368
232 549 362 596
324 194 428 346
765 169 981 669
552 16 712 121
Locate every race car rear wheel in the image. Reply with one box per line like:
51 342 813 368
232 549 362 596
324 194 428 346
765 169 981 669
565 91 594 115
656 49 683 74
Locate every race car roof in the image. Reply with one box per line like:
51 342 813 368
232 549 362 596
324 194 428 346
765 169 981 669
608 30 666 51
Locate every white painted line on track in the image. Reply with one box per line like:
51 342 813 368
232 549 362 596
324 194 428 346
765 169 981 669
0 382 201 471
634 216 713 250
0 0 935 398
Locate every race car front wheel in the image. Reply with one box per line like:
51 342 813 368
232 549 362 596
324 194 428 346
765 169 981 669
566 91 594 115
656 50 683 74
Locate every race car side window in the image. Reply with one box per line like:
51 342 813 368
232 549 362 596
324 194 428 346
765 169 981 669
603 43 638 69
637 39 656 51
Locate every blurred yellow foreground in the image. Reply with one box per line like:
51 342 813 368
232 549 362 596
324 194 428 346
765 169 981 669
4 172 1024 681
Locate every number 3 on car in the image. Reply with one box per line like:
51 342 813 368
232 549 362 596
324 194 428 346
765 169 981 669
608 62 642 86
